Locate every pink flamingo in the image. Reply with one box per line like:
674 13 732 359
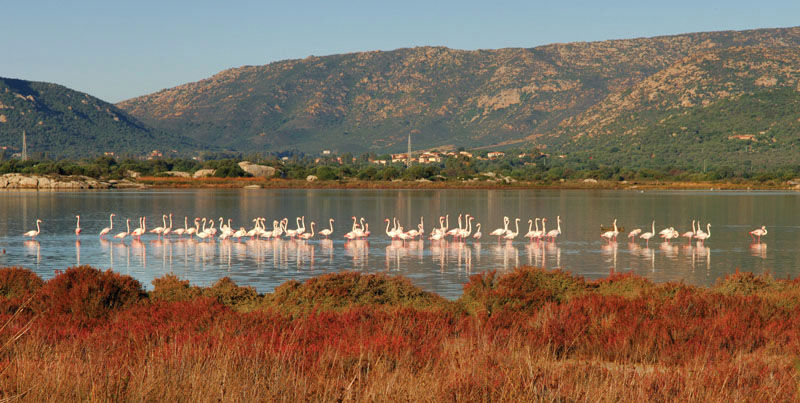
546 216 562 242
114 219 131 240
99 213 115 238
23 219 42 239
640 221 655 246
601 219 618 242
749 226 767 243
319 219 334 238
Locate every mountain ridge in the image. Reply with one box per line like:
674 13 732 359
116 26 800 160
0 77 202 158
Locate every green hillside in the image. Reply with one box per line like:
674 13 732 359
0 77 201 158
560 46 800 169
117 26 800 160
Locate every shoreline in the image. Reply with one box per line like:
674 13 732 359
135 176 800 191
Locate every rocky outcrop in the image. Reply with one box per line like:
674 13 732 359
238 162 276 178
0 174 112 189
193 169 215 178
163 171 191 178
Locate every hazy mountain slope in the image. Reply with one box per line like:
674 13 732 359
0 77 201 158
117 27 800 154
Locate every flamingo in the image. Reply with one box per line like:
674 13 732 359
163 213 174 237
114 219 131 240
397 229 411 244
131 217 146 240
660 227 678 243
174 217 188 237
384 218 395 239
233 226 247 241
299 222 316 240
286 217 302 239
459 215 473 239
524 219 536 242
319 219 334 238
99 213 115 238
361 218 371 238
150 215 166 237
74 215 82 236
472 223 482 240
222 218 235 238
352 218 367 239
640 221 655 246
196 226 212 241
681 220 696 242
601 219 618 242
532 218 543 240
546 216 562 242
186 218 198 238
749 225 767 243
694 223 711 243
695 220 708 237
490 216 510 242
446 214 462 239
23 219 42 239
503 218 520 241
628 227 641 239
297 216 306 237
246 219 260 239
432 216 446 238
344 216 359 240
406 225 420 239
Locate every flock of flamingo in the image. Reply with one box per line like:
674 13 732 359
20 213 768 244
600 219 768 245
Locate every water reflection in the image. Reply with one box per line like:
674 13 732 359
24 240 40 267
750 243 767 259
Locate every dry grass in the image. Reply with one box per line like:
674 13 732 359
0 266 798 401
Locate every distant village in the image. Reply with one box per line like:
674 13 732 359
306 149 554 165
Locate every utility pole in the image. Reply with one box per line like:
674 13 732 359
22 130 27 161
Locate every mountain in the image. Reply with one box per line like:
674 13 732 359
117 27 800 163
558 46 800 168
0 77 200 158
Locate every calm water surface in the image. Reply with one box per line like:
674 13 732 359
0 189 795 299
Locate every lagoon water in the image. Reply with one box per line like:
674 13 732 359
0 189 795 298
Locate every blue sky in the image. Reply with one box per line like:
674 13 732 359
3 0 798 102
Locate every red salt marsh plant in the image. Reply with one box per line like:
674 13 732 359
0 266 797 400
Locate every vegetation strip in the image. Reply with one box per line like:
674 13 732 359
0 265 797 399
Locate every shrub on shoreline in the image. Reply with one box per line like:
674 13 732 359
264 272 455 314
